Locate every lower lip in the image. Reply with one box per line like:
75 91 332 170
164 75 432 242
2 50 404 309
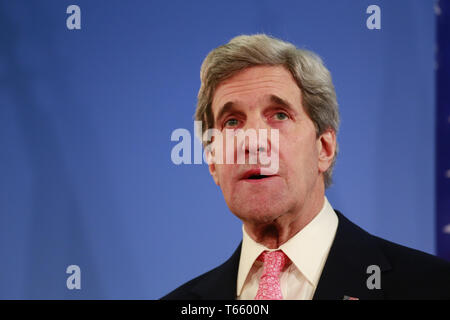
241 176 279 184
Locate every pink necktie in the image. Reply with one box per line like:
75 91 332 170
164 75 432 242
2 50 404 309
254 250 289 300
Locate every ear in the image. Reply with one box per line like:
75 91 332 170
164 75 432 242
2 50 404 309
317 129 336 174
206 150 220 186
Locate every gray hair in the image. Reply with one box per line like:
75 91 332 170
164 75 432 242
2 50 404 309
195 34 340 188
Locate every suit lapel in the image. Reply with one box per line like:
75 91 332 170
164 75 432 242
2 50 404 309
190 243 242 299
313 211 391 300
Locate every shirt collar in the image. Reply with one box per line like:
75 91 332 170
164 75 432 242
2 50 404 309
236 196 339 297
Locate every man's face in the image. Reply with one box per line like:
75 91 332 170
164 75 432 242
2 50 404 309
209 65 333 226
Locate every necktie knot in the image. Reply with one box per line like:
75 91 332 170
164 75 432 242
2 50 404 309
257 250 289 275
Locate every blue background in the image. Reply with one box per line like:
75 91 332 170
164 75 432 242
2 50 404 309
0 0 442 299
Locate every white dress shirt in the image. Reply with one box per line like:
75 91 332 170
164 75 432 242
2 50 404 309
236 197 339 300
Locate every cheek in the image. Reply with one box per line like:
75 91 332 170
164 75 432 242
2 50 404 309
280 131 319 180
215 164 234 190
210 132 237 165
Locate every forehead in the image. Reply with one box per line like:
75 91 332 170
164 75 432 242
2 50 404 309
211 65 302 114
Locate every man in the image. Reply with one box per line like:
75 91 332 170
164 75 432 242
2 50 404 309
163 34 450 300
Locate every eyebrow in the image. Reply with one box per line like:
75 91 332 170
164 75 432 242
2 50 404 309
268 94 297 113
215 101 236 125
214 94 297 125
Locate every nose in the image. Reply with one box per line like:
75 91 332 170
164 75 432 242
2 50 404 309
237 115 272 162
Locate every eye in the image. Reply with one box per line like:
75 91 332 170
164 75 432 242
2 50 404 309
224 118 239 128
273 112 289 121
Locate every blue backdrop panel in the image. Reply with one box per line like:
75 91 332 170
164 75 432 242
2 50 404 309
436 0 450 261
0 0 439 298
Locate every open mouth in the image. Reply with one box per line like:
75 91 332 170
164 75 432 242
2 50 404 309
240 169 276 181
247 174 270 180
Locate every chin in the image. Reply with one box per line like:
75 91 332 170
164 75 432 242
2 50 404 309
224 185 292 224
230 201 288 225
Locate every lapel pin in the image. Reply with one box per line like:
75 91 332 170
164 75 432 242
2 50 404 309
343 295 359 300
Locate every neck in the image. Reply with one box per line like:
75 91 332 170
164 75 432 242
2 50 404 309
243 181 325 249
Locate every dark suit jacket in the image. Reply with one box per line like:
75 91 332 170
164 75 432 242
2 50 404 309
162 211 450 300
